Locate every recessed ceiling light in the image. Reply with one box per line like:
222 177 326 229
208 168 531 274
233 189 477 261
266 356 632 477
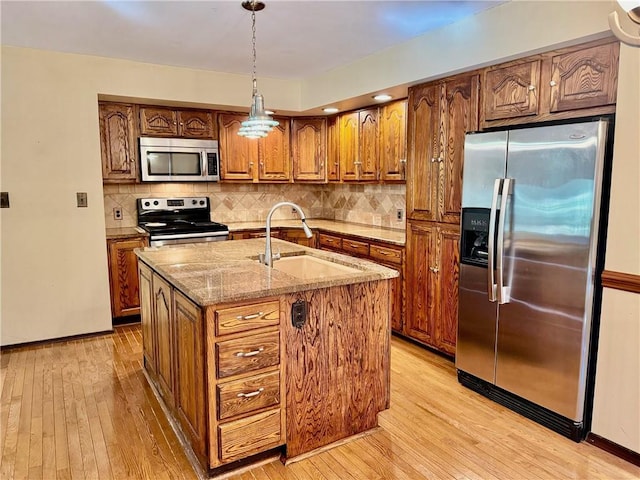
323 107 339 114
264 110 275 115
373 94 393 101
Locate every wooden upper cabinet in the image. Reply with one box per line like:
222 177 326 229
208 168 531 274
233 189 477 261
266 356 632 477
407 83 441 222
140 107 179 136
178 110 215 138
339 112 359 181
379 100 407 182
441 75 479 225
99 103 137 183
483 60 541 121
291 117 327 182
550 42 619 113
140 107 215 138
218 113 257 181
327 116 340 182
258 117 291 182
407 74 479 225
358 108 379 181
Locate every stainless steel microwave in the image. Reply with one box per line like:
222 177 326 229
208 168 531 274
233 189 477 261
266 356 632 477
139 137 220 182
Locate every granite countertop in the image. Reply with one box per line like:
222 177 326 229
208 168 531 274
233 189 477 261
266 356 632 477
106 226 149 240
135 238 398 307
227 219 406 246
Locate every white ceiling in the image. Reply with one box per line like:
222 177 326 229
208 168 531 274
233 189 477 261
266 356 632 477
1 1 503 80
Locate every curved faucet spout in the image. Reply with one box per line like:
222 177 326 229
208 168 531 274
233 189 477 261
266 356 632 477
262 202 313 267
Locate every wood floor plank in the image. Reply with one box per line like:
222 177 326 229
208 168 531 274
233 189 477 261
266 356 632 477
1 327 638 480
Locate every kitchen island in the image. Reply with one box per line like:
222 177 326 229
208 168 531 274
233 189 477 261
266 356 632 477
135 238 396 477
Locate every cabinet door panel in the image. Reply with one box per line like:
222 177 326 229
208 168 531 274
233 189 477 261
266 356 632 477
358 108 379 181
108 237 146 317
436 226 460 355
99 103 137 182
407 83 440 221
139 262 155 373
175 291 206 461
218 114 257 181
405 222 437 344
483 60 540 121
258 118 290 181
154 273 175 406
550 42 619 113
380 100 407 182
140 107 179 136
292 118 326 182
441 75 479 224
178 110 215 138
339 112 359 181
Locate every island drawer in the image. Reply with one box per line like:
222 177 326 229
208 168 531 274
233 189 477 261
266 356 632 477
319 234 343 250
342 239 369 257
216 331 280 379
217 371 280 420
215 301 280 336
218 409 282 462
369 244 403 265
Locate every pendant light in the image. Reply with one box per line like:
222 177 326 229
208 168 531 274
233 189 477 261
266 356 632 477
238 0 279 139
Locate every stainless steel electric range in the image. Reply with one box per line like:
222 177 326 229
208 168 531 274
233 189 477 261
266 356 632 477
137 197 229 246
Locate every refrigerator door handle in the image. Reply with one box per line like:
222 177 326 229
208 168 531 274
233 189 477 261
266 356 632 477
497 178 512 304
487 179 502 302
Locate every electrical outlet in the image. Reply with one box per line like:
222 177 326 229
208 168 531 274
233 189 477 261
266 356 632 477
113 207 123 220
76 192 88 208
396 208 404 221
291 207 298 216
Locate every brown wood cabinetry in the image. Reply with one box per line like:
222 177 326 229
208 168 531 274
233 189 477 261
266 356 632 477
138 262 154 372
99 103 138 183
327 116 340 182
481 39 619 128
218 113 291 182
406 221 459 356
379 100 408 182
339 109 379 182
279 228 317 248
291 118 327 182
139 107 215 138
318 232 405 334
153 273 175 407
407 73 479 225
107 235 148 318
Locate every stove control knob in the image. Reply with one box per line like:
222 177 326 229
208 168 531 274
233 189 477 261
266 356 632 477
199 200 205 205
192 199 197 205
153 200 159 206
144 201 150 207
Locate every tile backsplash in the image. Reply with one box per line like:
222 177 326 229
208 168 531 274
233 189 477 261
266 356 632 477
103 182 406 230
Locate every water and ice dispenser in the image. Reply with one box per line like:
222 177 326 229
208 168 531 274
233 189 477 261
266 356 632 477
460 208 493 267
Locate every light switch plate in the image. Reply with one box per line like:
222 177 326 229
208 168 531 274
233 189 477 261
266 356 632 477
77 192 88 208
0 192 9 208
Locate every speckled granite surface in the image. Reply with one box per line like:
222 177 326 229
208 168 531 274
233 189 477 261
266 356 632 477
136 238 398 307
106 226 148 240
227 219 406 246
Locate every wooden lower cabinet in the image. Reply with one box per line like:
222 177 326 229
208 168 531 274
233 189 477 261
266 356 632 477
138 262 155 373
153 273 175 407
406 221 459 356
107 236 148 318
279 228 317 248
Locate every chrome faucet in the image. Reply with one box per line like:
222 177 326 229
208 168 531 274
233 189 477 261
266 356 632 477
260 202 313 267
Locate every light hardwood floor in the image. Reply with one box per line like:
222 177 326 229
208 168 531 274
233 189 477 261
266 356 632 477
1 325 638 480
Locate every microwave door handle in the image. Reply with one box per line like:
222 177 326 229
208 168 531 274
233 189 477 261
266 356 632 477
201 151 207 176
487 179 501 302
496 178 512 304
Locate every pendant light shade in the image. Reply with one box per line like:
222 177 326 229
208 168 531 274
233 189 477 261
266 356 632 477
238 1 279 139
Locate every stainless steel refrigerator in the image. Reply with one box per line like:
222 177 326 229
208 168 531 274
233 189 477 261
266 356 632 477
456 119 610 441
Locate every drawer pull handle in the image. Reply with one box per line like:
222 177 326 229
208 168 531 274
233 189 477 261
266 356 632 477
237 388 264 398
235 347 264 358
236 312 263 320
377 251 393 256
349 244 361 248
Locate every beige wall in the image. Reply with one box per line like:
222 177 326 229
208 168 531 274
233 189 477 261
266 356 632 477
591 42 640 453
1 0 637 453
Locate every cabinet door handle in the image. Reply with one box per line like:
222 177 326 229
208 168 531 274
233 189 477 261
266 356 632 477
237 388 264 398
429 266 439 273
549 80 557 87
235 347 264 357
236 312 263 320
528 85 536 91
